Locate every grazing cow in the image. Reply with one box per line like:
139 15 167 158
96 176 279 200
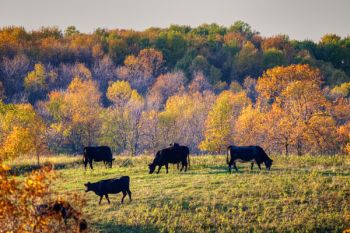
149 144 190 174
169 143 180 169
226 145 273 173
35 201 87 232
84 176 132 205
83 146 114 170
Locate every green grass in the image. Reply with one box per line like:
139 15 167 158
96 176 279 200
6 154 350 232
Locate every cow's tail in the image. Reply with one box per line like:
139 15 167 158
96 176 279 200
83 147 87 164
187 149 190 168
226 146 231 165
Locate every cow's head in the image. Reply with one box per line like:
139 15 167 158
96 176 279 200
84 182 92 192
264 159 273 170
148 163 156 174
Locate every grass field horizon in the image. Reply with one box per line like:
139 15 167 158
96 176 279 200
6 154 350 232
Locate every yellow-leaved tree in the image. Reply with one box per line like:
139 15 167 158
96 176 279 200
106 80 133 107
101 80 144 155
0 101 46 165
234 105 267 149
45 77 102 151
199 90 251 153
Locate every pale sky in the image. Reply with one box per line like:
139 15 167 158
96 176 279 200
0 0 349 41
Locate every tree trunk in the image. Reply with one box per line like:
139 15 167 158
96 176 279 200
285 138 289 156
36 151 40 167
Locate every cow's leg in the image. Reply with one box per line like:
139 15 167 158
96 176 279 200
89 160 93 170
180 162 184 172
177 163 180 170
157 165 162 174
228 164 232 173
127 189 132 202
165 164 169 173
99 196 103 205
121 191 127 203
233 162 239 172
105 194 110 204
251 162 254 170
84 159 87 170
257 163 262 170
184 162 188 172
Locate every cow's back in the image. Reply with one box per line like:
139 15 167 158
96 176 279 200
84 146 112 162
229 145 270 162
229 146 259 161
162 146 188 163
97 176 130 194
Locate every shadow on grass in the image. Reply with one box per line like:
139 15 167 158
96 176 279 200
204 165 350 177
9 161 81 176
320 171 350 177
95 222 160 233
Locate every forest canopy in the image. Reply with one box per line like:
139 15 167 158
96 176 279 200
0 21 350 157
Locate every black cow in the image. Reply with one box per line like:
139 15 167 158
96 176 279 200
169 143 181 169
83 146 114 170
149 144 190 174
84 176 132 205
226 145 273 173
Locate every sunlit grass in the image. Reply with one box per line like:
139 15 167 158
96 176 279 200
6 154 350 232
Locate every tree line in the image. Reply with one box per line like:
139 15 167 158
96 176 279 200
0 22 350 161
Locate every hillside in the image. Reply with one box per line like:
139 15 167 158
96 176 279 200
8 154 350 232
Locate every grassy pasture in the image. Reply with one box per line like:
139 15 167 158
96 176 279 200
6 154 350 233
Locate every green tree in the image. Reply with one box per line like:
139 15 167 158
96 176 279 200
24 63 57 101
64 25 80 36
262 48 286 69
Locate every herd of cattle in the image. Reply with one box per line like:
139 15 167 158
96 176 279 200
35 144 273 232
82 143 273 205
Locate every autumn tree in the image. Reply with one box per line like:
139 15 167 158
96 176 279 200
256 64 321 108
158 92 215 151
116 48 164 93
107 80 133 107
139 110 160 153
24 63 57 93
331 82 350 98
102 83 144 155
234 106 267 148
0 102 47 165
0 162 87 232
45 77 102 151
188 72 212 93
0 81 4 100
147 72 185 109
200 90 251 153
256 64 338 155
0 54 30 101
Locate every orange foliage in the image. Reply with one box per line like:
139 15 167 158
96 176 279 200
0 163 86 232
256 64 322 108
